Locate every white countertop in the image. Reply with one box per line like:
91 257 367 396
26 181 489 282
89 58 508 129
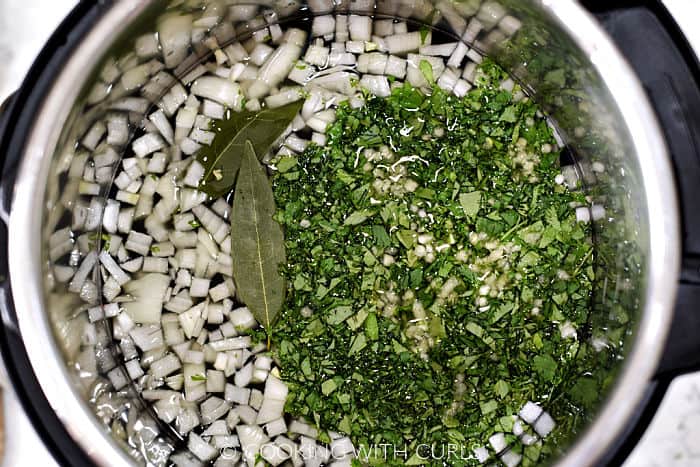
1 1 699 466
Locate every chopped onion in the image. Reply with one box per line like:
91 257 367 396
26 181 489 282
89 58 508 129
237 425 270 467
158 14 193 69
188 432 219 462
191 76 243 109
122 273 170 323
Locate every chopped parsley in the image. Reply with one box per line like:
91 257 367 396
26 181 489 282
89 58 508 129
272 62 597 465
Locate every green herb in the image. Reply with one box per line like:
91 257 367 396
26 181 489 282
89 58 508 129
188 219 200 228
533 354 558 382
231 141 286 345
197 100 303 198
190 374 206 382
418 59 435 85
501 105 519 122
101 234 111 251
276 156 298 173
321 378 339 395
365 312 378 340
344 209 375 226
459 191 481 217
419 10 436 44
272 61 595 464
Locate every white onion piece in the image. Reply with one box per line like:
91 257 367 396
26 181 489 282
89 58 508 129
251 43 275 66
575 206 591 223
183 160 205 188
181 64 207 85
501 451 522 467
519 401 543 424
237 425 270 467
304 45 329 67
591 204 606 221
409 54 446 86
188 433 219 462
179 302 206 339
86 81 110 105
299 436 329 466
107 367 129 390
209 281 234 302
499 15 522 36
82 122 105 151
289 420 318 439
135 33 159 59
149 109 175 145
225 384 251 405
129 324 164 352
191 76 243 109
133 133 165 158
99 251 131 286
437 68 458 92
122 273 170 323
234 362 254 388
121 63 151 91
68 251 97 293
360 75 391 97
125 231 153 255
373 19 393 37
158 14 193 68
176 407 200 436
142 257 168 273
477 0 507 29
534 411 556 437
255 38 304 94
348 15 371 41
453 79 472 97
386 31 430 55
202 100 225 119
261 442 290 466
230 307 256 330
180 138 202 155
106 114 129 146
150 353 182 378
265 87 304 109
312 15 335 37
200 396 231 424
419 42 458 56
309 71 357 96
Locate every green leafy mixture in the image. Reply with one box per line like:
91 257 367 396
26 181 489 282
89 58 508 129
270 62 596 465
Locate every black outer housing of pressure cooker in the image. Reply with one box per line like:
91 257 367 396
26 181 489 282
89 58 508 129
0 1 699 466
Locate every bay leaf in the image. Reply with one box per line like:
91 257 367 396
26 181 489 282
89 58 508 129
198 100 303 197
231 141 286 335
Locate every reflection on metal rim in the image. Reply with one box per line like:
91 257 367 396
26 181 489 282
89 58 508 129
542 1 681 467
9 2 151 466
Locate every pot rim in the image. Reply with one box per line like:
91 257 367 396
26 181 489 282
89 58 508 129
543 1 681 464
6 1 680 466
8 2 154 465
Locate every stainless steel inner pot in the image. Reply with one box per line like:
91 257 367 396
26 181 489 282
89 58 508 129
4 0 680 465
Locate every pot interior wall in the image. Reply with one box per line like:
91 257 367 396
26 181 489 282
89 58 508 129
36 0 651 465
